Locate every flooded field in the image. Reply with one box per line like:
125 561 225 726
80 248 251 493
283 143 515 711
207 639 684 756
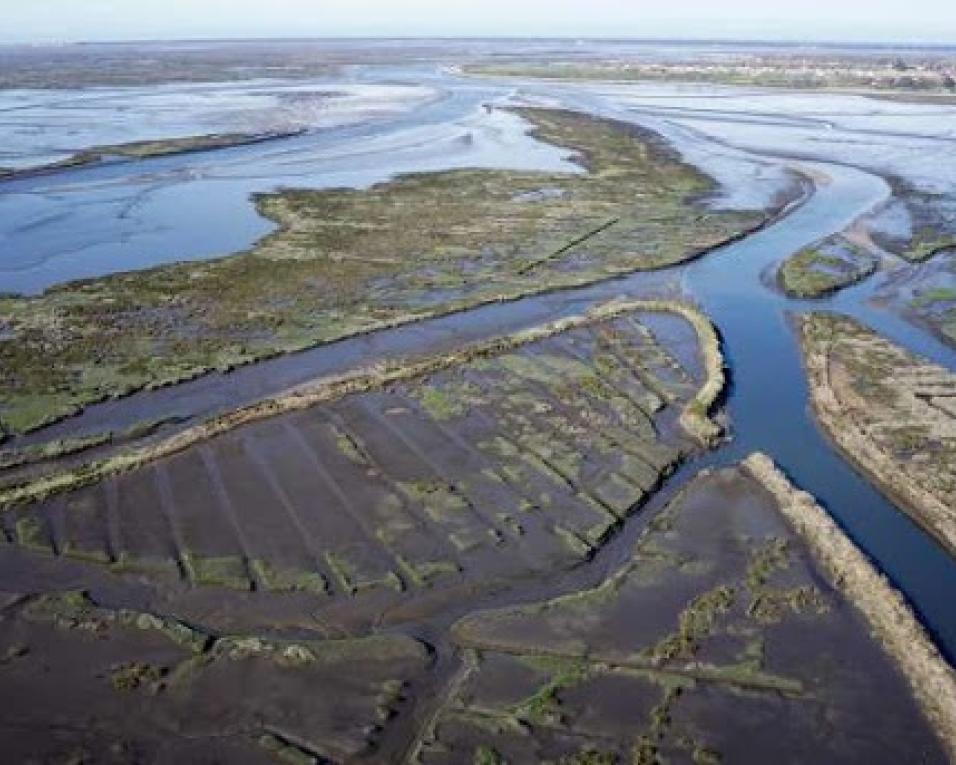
1 39 956 763
0 589 430 762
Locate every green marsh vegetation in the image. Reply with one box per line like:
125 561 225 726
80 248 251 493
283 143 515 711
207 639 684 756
0 108 764 436
777 236 877 298
800 313 956 557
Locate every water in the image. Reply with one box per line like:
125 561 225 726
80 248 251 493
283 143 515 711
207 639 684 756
0 80 438 171
0 73 574 294
682 162 956 656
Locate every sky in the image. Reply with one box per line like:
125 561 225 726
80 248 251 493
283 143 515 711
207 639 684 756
4 0 956 44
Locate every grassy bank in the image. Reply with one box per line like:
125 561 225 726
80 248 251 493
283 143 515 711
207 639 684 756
799 313 956 557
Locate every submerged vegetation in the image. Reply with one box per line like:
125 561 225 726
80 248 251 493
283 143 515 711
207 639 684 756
0 108 766 435
911 278 956 346
0 300 714 622
744 453 956 760
2 590 429 762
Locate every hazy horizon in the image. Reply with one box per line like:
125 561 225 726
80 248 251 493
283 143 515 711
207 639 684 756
5 0 956 46
5 35 956 49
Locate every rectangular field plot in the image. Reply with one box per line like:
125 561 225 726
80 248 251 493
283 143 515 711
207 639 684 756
3 309 705 614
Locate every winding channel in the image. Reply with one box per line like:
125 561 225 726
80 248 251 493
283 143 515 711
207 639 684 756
3 71 956 660
681 161 956 655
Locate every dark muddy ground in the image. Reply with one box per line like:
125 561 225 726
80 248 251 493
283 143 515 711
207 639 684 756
0 590 429 763
0 306 722 762
436 465 945 764
0 303 949 762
